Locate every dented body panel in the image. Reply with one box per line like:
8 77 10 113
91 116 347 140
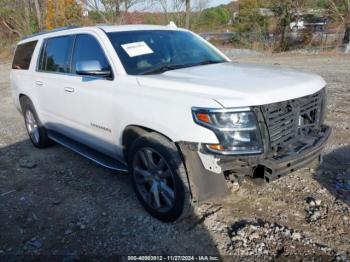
178 89 331 202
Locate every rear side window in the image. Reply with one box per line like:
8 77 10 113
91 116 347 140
12 41 38 70
38 36 74 73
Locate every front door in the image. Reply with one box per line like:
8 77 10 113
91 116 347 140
58 34 117 156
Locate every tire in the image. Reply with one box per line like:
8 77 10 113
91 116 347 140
128 132 192 222
21 97 51 148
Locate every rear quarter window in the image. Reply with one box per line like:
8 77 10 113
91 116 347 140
12 41 38 70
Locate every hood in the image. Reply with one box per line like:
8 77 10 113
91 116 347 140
137 62 326 108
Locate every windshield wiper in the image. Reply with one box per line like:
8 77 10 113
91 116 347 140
139 60 225 75
196 59 225 66
140 64 186 75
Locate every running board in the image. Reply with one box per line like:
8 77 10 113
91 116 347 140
48 130 128 173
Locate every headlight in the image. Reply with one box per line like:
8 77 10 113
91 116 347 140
192 107 263 155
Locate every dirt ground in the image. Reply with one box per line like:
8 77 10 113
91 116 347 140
0 54 349 260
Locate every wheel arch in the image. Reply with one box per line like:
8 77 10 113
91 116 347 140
122 125 174 161
19 93 52 148
19 93 32 113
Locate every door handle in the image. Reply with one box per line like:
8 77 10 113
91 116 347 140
64 87 75 93
35 81 43 86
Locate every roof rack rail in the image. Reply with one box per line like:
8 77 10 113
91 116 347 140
21 26 80 40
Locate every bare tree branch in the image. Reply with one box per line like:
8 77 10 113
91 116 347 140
1 19 21 36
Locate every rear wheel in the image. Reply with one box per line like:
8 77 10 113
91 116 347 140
21 98 51 148
128 132 192 222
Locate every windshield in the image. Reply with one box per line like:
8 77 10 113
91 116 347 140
107 30 227 75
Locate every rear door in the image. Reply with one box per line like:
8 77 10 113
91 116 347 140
35 35 74 126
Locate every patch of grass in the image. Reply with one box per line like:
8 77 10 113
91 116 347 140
0 47 12 61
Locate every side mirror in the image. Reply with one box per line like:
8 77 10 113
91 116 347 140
76 60 112 78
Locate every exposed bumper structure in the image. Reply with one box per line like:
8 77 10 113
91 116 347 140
260 125 331 182
179 88 331 203
178 125 330 203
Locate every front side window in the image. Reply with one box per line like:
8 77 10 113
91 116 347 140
107 30 227 75
39 35 74 73
12 41 38 70
71 34 111 73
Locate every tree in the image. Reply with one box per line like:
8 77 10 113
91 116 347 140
238 0 269 33
86 0 149 24
153 0 185 24
327 0 350 49
34 0 43 30
45 0 82 29
0 0 37 36
269 0 304 50
185 0 190 29
197 5 231 30
116 0 121 18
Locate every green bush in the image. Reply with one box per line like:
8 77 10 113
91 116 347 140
197 6 231 28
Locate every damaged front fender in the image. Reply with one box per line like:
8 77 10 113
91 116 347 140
177 142 230 203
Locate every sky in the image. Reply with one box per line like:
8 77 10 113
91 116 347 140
207 0 233 8
130 0 235 12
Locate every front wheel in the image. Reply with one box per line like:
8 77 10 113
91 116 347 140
128 133 192 222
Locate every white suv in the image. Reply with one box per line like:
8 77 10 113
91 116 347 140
10 24 331 222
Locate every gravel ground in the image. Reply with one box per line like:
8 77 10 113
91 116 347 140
0 54 349 260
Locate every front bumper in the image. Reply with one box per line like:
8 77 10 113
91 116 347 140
178 125 331 203
260 125 331 182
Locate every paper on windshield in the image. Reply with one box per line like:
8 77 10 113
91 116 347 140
121 41 153 57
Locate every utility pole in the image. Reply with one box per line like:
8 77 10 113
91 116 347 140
116 0 121 24
345 26 350 53
185 0 190 29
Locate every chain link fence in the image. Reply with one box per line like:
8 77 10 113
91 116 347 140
201 28 349 53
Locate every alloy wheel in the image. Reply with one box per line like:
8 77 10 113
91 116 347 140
25 110 40 144
133 147 176 212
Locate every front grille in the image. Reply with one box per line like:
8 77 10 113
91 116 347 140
261 88 325 158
